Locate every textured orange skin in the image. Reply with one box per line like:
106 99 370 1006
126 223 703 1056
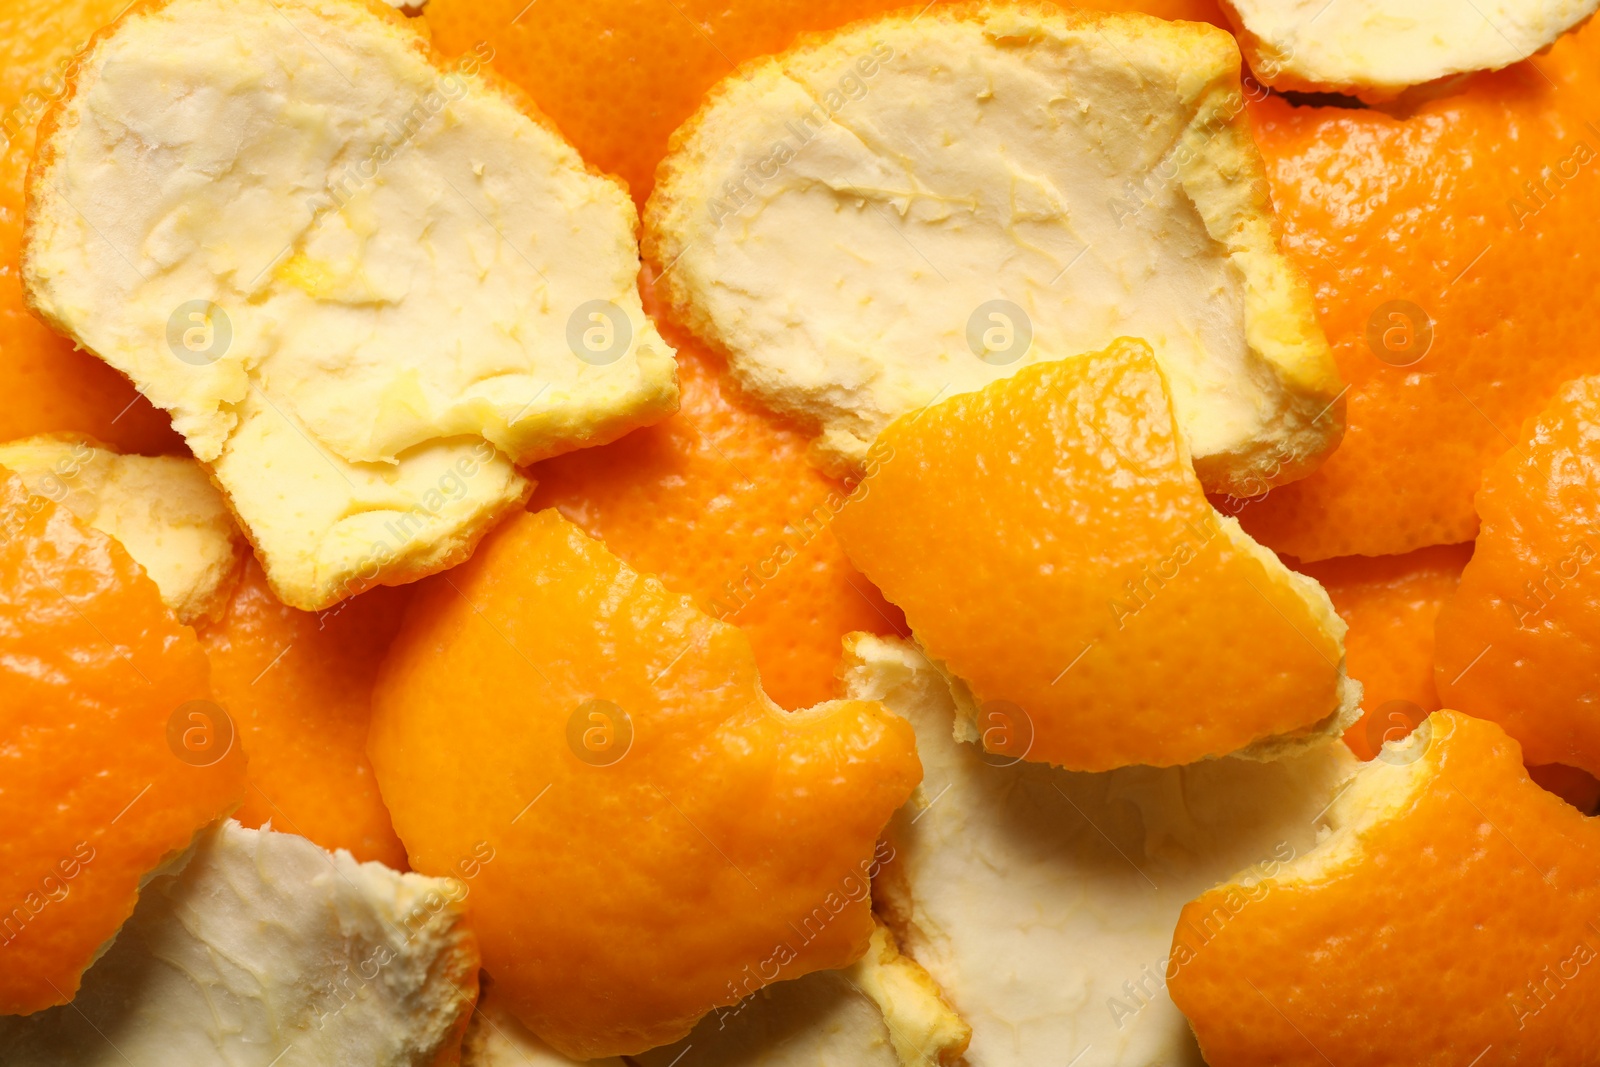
1170 711 1600 1066
0 468 243 1014
367 510 922 1059
423 0 1228 205
1300 543 1472 760
833 341 1344 771
531 276 904 710
0 0 177 454
1435 377 1600 780
1235 19 1600 561
198 559 408 868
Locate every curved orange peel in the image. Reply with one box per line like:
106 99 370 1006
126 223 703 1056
833 339 1357 771
1435 376 1600 779
367 508 921 1058
0 466 244 1014
1169 710 1600 1064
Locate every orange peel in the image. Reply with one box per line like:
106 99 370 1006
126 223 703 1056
1169 710 1600 1064
833 339 1358 771
367 508 921 1058
1435 376 1600 779
198 559 409 868
0 466 243 1014
1297 542 1472 760
1235 18 1600 560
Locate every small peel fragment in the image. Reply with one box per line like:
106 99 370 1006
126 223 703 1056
0 820 480 1066
0 434 244 624
841 633 1358 1065
645 2 1340 495
23 0 677 610
833 340 1358 771
1221 0 1600 100
1168 710 1600 1065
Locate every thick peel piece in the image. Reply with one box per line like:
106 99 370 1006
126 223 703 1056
841 634 1358 1065
1222 0 1599 100
0 434 244 623
645 2 1340 495
1168 711 1600 1064
0 821 480 1066
23 0 677 610
0 468 244 1015
367 509 922 1058
833 340 1358 771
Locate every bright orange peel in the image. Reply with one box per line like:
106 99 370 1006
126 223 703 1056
1435 376 1600 779
1169 710 1600 1064
0 466 243 1014
198 559 408 868
367 508 921 1059
833 339 1357 771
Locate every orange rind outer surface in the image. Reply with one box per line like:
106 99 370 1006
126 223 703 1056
1235 19 1600 560
1297 542 1471 760
367 509 921 1059
833 339 1353 771
1435 376 1600 779
1169 710 1600 1066
198 558 408 868
0 466 244 1014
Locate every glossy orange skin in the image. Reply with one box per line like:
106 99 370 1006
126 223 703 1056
1236 19 1600 561
0 468 243 1013
1170 711 1600 1065
198 559 408 868
531 278 903 710
1299 543 1472 760
367 510 921 1059
424 0 1228 204
834 341 1344 771
1435 377 1600 779
0 0 177 453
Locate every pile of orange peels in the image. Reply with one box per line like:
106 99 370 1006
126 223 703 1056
1 0 1598 1063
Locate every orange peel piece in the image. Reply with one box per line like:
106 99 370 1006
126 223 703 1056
198 558 408 868
1168 710 1600 1064
367 509 922 1058
833 339 1357 771
1233 19 1600 561
1297 543 1472 760
1435 376 1600 779
0 466 244 1014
